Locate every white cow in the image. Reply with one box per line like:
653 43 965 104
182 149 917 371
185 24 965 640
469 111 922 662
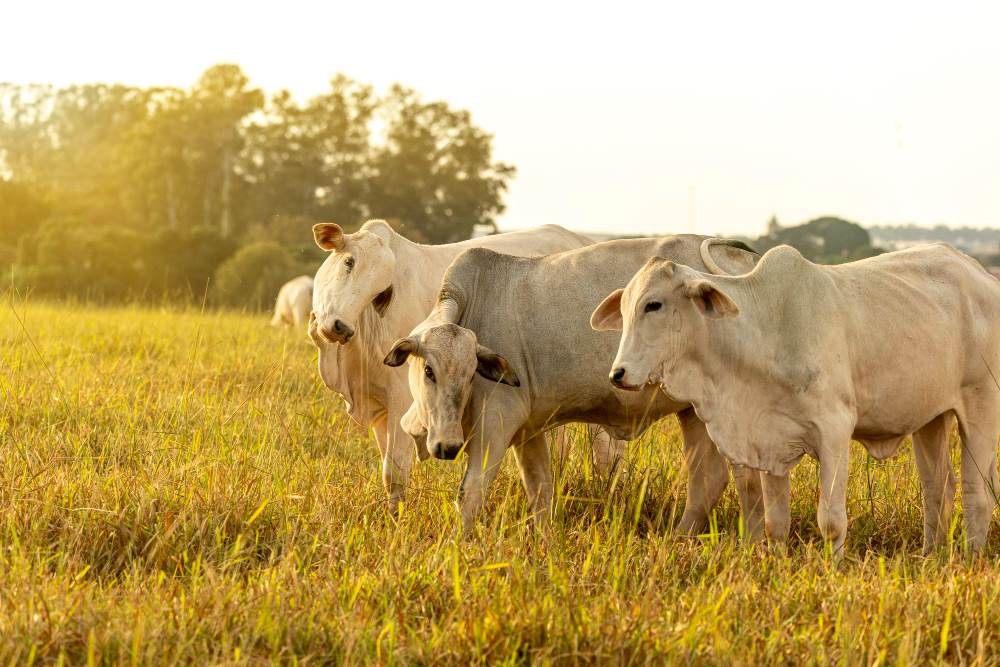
270 275 314 328
383 236 765 534
595 243 1000 554
308 219 620 511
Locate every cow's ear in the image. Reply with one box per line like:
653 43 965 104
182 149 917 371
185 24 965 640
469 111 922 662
683 279 739 319
400 403 427 439
314 223 345 251
590 289 625 331
475 344 520 387
383 337 418 366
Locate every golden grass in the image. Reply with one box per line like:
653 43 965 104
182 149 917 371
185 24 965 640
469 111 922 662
1 299 999 664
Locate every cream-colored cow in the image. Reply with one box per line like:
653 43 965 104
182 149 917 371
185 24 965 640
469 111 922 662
270 275 313 329
308 220 622 511
595 243 1000 554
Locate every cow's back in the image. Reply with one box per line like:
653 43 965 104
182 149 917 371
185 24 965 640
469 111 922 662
451 236 757 433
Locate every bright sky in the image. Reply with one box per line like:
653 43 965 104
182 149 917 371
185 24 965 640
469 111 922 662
4 0 999 237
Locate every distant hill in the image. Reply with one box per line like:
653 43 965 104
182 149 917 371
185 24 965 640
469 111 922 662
751 216 883 264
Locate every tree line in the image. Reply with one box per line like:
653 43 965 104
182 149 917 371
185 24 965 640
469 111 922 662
0 64 514 307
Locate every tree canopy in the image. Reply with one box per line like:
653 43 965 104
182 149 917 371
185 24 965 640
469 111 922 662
0 64 516 305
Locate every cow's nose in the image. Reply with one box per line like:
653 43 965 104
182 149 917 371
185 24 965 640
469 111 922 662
610 367 627 387
431 442 462 460
333 319 354 341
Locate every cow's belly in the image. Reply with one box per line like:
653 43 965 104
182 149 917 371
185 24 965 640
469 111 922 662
855 436 907 460
851 340 964 433
853 395 953 445
530 387 682 441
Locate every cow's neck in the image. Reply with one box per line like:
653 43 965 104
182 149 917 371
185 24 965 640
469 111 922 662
367 232 452 351
666 279 815 474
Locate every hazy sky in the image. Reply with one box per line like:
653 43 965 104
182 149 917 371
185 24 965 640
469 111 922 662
4 0 999 236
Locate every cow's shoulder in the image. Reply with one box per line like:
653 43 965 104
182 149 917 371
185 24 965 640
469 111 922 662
448 247 536 281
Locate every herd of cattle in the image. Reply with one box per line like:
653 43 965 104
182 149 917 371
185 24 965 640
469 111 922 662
272 220 1000 554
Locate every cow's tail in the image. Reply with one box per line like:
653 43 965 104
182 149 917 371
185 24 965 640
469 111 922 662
700 238 759 276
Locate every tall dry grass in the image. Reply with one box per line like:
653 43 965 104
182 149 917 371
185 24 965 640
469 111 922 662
0 299 998 664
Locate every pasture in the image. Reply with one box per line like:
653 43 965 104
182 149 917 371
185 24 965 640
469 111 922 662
1 299 999 664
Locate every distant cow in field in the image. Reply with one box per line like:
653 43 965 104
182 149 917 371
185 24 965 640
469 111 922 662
384 236 765 534
271 276 314 329
596 243 1000 554
307 220 620 512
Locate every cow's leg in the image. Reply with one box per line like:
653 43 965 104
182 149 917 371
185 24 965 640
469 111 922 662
676 408 730 534
761 472 791 544
381 406 416 515
457 411 519 535
370 413 390 459
911 412 957 553
589 425 625 477
548 426 571 471
511 431 553 529
816 440 851 556
731 465 765 542
956 396 1000 551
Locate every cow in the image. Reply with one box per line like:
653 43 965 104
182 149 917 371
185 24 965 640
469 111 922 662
594 243 1000 554
382 236 766 535
308 219 621 512
271 275 314 329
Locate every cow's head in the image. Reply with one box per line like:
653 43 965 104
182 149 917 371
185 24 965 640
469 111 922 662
310 220 395 346
383 322 519 460
591 258 739 390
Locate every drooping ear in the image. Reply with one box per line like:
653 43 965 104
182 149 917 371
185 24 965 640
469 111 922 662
372 285 394 316
590 289 624 331
313 223 345 251
683 279 740 319
400 403 428 438
383 337 418 366
475 344 520 387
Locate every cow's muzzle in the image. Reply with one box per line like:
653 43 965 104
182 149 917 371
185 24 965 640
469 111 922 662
429 441 463 460
320 319 355 344
610 367 641 390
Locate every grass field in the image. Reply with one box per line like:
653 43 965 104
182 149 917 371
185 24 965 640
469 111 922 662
1 298 999 664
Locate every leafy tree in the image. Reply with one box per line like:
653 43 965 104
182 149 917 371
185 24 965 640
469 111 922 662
368 85 515 242
16 220 147 300
241 77 376 228
186 65 264 236
145 227 238 299
2 64 517 302
0 180 48 265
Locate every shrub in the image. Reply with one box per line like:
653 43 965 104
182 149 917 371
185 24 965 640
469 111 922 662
145 227 238 300
212 241 305 311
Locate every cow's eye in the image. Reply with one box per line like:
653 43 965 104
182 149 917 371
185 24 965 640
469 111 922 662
424 365 435 382
344 256 355 271
644 301 662 313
